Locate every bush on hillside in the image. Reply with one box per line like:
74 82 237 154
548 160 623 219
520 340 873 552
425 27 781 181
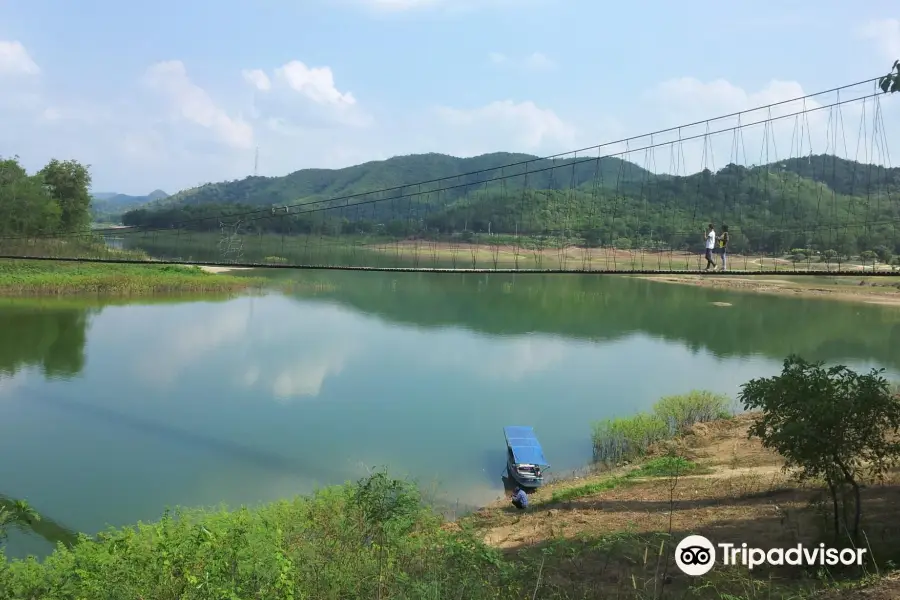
0 472 516 600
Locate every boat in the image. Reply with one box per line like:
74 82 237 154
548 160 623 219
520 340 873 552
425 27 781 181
503 426 549 489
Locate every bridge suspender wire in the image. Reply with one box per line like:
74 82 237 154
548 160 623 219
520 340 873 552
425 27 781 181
876 93 897 270
778 111 796 271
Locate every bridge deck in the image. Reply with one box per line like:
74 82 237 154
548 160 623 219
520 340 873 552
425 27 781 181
3 255 898 276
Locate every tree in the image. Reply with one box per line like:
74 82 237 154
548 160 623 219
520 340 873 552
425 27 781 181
0 499 40 546
873 245 893 267
739 356 900 544
0 157 63 236
39 158 93 233
879 60 900 94
860 250 877 269
822 249 838 270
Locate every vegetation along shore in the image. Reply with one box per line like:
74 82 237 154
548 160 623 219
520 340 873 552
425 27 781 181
0 258 266 296
2 356 899 599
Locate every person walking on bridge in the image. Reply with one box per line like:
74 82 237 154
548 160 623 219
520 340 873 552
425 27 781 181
717 225 730 271
704 223 717 271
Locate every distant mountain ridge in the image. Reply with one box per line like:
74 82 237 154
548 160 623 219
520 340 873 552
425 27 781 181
151 152 653 210
90 189 169 222
92 189 169 205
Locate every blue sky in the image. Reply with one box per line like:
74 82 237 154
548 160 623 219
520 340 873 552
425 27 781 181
1 0 898 195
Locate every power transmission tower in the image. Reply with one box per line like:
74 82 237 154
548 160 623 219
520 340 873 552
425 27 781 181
253 146 259 177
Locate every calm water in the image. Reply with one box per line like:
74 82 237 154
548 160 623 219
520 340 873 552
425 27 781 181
1 272 899 558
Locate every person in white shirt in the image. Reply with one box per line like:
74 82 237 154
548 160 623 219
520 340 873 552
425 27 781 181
704 223 717 271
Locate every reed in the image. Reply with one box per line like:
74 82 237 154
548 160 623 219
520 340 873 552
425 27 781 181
591 390 732 463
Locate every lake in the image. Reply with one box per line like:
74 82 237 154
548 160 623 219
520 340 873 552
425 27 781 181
1 271 899 558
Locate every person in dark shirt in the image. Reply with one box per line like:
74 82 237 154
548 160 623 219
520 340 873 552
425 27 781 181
511 487 528 510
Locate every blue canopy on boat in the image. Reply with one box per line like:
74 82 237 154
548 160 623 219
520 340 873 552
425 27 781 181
504 426 548 466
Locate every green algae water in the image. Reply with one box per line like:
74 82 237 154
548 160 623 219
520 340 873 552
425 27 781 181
1 272 898 558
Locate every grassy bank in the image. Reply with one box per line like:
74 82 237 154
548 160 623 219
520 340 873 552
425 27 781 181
4 418 899 599
0 260 267 296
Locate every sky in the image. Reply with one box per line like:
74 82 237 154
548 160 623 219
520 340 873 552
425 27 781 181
1 0 899 196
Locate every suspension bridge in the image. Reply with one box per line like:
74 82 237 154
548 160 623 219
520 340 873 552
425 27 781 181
2 76 899 276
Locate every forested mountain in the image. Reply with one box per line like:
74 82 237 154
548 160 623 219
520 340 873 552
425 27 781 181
90 189 168 222
121 152 900 257
152 153 652 209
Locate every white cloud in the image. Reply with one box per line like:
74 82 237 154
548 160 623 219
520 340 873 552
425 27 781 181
0 40 39 76
142 60 254 150
241 68 271 92
273 61 356 107
242 60 365 134
489 51 555 71
432 100 577 156
859 18 900 62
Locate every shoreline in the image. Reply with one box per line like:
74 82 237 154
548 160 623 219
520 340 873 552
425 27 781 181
0 259 265 296
637 273 900 306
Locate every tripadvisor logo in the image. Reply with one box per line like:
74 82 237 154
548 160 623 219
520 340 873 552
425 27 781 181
675 535 867 576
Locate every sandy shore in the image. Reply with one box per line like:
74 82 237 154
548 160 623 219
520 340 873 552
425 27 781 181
638 273 900 306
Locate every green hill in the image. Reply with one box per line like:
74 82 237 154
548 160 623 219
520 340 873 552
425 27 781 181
151 153 651 210
122 151 900 256
91 189 168 223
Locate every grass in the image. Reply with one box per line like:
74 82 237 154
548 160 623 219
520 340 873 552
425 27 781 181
591 390 733 463
548 456 710 503
0 260 267 296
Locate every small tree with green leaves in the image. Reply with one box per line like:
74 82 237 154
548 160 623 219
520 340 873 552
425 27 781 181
0 499 40 546
879 60 900 94
860 250 877 269
739 356 900 544
822 249 838 271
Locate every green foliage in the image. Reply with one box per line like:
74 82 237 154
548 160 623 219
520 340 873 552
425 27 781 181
739 355 900 542
632 455 700 477
591 390 731 462
0 259 264 296
878 60 900 94
0 500 40 546
0 474 516 600
0 156 94 237
654 390 733 433
39 159 92 233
